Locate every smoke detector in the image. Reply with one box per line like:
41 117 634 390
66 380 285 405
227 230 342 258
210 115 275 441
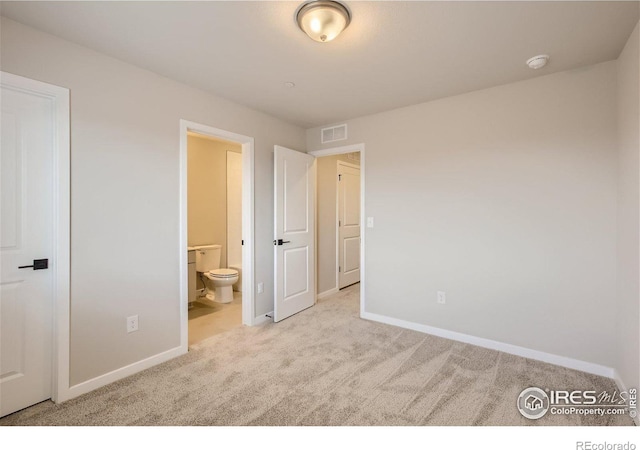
526 54 550 70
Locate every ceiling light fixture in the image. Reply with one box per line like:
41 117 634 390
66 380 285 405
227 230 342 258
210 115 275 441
296 1 351 43
526 54 550 70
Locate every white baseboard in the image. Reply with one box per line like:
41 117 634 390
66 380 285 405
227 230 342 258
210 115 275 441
56 345 186 403
361 311 615 379
317 287 339 300
613 369 628 393
253 311 273 325
613 369 639 426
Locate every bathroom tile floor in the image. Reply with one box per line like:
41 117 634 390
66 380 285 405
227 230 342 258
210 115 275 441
188 291 242 347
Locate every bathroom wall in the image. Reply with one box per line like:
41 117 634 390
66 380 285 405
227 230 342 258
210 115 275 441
316 153 360 295
187 133 241 271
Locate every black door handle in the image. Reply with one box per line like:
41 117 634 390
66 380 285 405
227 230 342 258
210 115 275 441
273 239 291 246
18 259 49 270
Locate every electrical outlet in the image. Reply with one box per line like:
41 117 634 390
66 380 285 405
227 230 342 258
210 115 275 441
127 315 139 333
437 291 446 304
257 282 264 294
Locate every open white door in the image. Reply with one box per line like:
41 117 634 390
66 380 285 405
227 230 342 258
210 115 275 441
274 145 315 322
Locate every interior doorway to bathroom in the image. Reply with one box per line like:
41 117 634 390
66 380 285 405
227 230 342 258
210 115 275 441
187 133 242 346
179 120 255 350
311 147 363 303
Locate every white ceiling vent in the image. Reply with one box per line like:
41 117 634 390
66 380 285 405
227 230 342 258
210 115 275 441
321 124 348 144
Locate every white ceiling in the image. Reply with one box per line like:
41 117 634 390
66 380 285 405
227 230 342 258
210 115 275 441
1 1 638 128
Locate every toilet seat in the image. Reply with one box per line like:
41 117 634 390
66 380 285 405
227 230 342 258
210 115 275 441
208 268 238 278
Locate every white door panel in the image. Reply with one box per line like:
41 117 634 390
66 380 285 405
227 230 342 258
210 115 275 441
338 163 360 288
284 158 310 233
1 75 56 417
284 247 309 298
274 146 315 322
343 237 360 273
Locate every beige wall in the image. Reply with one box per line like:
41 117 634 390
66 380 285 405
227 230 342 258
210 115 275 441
307 61 619 368
316 153 360 294
187 134 241 271
0 17 305 386
615 22 639 392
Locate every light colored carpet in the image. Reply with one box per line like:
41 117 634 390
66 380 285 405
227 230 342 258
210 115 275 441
0 285 633 426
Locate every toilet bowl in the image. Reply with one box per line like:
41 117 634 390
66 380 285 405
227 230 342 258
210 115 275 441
205 268 239 304
193 244 238 304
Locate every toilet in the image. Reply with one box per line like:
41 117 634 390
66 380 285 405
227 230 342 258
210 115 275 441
193 244 239 304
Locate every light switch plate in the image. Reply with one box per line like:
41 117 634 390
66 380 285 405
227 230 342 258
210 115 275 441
367 217 374 228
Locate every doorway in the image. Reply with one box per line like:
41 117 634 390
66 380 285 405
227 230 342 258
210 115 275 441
337 160 361 289
186 133 243 346
179 121 255 351
309 144 365 316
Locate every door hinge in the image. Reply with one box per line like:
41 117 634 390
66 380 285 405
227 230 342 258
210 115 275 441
339 220 341 227
339 266 341 273
338 174 341 181
241 239 244 245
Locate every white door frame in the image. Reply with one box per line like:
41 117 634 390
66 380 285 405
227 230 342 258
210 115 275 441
308 143 365 317
1 72 71 403
179 120 256 351
336 160 361 290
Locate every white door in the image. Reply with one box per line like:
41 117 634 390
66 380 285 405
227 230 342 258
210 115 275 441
273 146 315 322
338 162 360 289
1 74 58 416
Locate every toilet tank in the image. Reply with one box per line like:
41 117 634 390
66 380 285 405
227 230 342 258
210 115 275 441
193 244 221 272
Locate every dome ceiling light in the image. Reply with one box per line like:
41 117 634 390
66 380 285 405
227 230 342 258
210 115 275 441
296 1 351 43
